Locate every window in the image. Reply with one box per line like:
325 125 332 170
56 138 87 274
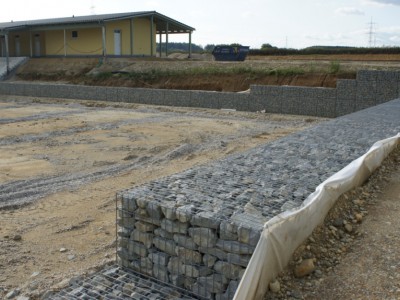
72 31 78 38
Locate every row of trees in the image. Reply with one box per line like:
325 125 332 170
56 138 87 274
157 42 400 55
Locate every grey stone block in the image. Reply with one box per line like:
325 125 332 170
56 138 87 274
190 91 220 109
357 70 378 81
337 79 357 100
214 261 244 280
164 89 191 108
234 93 250 111
355 100 376 112
191 211 221 229
316 97 336 118
161 219 189 234
247 95 267 112
188 228 218 247
153 236 177 256
357 80 376 103
106 87 120 102
218 92 239 110
336 100 356 117
215 239 255 255
127 240 148 257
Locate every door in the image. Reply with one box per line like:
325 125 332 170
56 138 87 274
15 36 21 56
34 34 41 57
114 30 121 55
0 37 5 57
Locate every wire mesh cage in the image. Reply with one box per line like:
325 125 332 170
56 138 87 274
115 184 267 300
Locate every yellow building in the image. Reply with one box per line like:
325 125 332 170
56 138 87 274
0 11 195 58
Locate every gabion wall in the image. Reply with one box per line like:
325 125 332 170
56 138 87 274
116 98 400 299
1 70 399 118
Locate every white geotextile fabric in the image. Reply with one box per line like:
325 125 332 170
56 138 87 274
234 133 400 300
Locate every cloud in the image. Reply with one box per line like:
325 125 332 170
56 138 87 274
362 0 400 6
335 7 365 15
389 35 400 42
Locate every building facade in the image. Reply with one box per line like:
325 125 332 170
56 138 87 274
0 11 195 58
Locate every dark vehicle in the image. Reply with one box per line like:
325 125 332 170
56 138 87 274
212 45 250 61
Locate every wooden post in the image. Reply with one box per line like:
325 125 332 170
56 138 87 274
5 33 10 74
165 22 169 57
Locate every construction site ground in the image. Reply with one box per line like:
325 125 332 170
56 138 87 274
1 55 400 299
0 95 323 299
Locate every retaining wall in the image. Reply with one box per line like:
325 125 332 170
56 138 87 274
0 70 399 117
116 98 400 299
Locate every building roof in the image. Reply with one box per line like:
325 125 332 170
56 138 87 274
0 11 195 33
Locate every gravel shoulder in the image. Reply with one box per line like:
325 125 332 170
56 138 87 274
265 145 400 300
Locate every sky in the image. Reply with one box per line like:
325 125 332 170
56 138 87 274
1 0 400 49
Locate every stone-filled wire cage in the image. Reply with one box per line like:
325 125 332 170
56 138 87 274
116 181 266 300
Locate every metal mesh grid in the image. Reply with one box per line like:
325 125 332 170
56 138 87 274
48 265 200 300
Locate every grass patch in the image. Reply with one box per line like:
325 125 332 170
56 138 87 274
329 61 341 74
90 66 308 82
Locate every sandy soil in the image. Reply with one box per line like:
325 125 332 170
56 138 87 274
0 96 323 299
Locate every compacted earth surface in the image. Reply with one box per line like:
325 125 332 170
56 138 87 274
0 96 322 299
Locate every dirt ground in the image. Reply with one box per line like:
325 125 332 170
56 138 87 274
2 55 400 299
0 96 322 299
13 54 400 91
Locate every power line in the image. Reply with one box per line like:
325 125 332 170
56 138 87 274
367 18 377 47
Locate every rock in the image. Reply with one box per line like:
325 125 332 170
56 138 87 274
196 274 228 293
173 234 198 250
153 237 176 256
148 252 170 266
161 219 188 234
203 254 217 267
216 239 255 255
355 213 363 223
30 271 40 278
294 259 315 277
290 289 303 299
191 211 221 229
6 289 20 299
135 221 155 232
67 254 76 261
332 218 344 227
188 228 217 247
130 230 154 248
59 248 68 253
175 247 202 264
175 205 194 223
269 279 281 293
13 235 22 241
214 261 244 280
16 296 30 300
344 223 353 233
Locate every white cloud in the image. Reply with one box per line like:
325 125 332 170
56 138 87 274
389 35 400 42
335 7 365 16
362 0 400 6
